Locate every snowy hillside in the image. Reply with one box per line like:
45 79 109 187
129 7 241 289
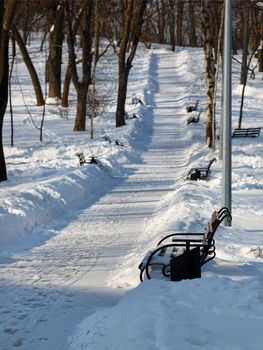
0 40 262 350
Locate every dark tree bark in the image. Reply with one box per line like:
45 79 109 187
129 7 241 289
61 67 71 107
188 0 197 47
258 44 263 73
238 50 255 128
116 0 134 127
0 0 17 182
155 0 166 44
200 0 216 149
116 0 148 127
64 0 94 131
168 0 175 51
259 13 263 73
61 5 85 108
251 6 260 53
12 27 44 106
47 4 64 99
240 8 250 85
176 0 184 46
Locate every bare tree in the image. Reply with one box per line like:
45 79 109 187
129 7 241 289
64 0 94 131
116 0 148 127
0 0 17 182
11 27 45 106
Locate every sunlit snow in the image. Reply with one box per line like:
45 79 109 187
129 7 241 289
0 37 262 350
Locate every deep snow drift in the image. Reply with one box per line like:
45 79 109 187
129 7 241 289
0 38 262 350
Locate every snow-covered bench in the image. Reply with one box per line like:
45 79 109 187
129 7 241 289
138 207 232 282
186 99 199 113
131 96 144 106
102 136 124 146
232 127 261 138
186 158 216 181
187 111 201 125
76 152 100 166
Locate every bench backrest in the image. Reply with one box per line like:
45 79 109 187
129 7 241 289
201 207 232 263
233 128 261 137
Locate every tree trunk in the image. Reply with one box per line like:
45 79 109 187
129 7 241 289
61 4 85 108
168 0 175 51
155 0 165 44
116 0 148 127
64 0 93 131
238 50 255 128
176 0 184 46
116 0 134 127
0 33 8 182
47 4 64 99
251 7 259 53
74 87 87 131
61 66 71 107
200 0 216 149
12 27 44 106
116 64 129 127
188 0 197 47
240 9 249 85
258 44 263 73
0 0 17 182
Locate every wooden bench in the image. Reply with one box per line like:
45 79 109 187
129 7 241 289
232 127 261 138
187 111 201 125
186 99 199 113
186 158 216 181
76 152 101 166
131 96 144 106
102 136 124 146
138 207 231 282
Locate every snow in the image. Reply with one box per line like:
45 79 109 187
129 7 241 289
0 38 262 350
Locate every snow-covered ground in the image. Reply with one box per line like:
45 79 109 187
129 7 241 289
0 38 262 350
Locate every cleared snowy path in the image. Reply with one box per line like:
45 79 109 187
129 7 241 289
0 50 192 350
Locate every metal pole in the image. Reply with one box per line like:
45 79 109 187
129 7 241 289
219 53 224 161
222 0 232 226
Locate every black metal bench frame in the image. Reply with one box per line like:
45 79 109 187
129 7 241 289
232 127 261 138
187 111 201 125
102 135 124 146
186 158 216 181
186 99 199 113
76 152 100 166
139 207 232 282
131 96 144 106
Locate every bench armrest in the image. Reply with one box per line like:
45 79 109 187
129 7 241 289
157 232 203 246
171 238 204 243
